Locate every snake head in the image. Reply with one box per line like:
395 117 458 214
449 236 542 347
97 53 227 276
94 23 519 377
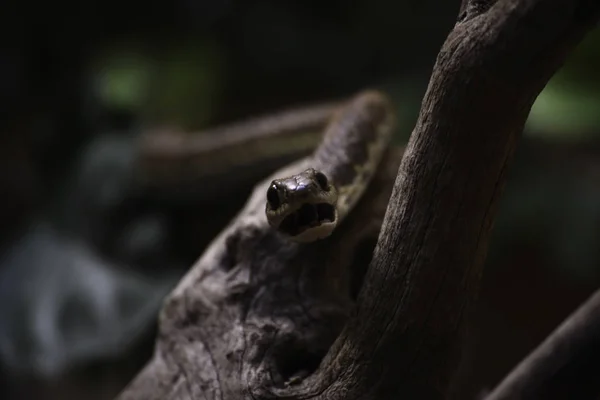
265 168 338 242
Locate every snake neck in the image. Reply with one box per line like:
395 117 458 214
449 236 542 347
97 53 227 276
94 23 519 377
312 90 396 223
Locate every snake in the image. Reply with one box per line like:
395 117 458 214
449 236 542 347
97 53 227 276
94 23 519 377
137 90 396 241
119 90 397 398
264 90 396 242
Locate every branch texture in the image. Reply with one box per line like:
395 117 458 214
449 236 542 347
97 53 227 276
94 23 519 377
117 1 600 399
316 0 600 398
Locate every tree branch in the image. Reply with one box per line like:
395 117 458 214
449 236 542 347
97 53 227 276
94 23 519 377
117 0 600 399
314 0 600 398
459 0 497 22
484 289 600 400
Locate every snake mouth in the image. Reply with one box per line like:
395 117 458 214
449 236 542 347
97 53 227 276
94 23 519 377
279 203 336 237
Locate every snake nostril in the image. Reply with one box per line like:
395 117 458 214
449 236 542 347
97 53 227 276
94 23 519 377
315 172 329 190
267 184 281 209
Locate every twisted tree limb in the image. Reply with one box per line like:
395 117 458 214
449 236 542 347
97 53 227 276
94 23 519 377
118 0 600 399
485 289 600 400
310 0 600 398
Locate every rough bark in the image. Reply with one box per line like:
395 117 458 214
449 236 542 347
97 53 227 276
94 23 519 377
313 0 600 397
117 0 600 399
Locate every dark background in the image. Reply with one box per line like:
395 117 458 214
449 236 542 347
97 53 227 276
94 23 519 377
1 1 600 399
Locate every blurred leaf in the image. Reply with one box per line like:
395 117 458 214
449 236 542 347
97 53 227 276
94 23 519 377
93 39 224 130
526 27 600 140
95 49 153 111
527 81 600 139
145 40 224 130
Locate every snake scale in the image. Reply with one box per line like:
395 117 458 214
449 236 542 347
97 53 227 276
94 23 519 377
141 90 396 244
165 89 398 299
265 91 395 242
118 90 399 398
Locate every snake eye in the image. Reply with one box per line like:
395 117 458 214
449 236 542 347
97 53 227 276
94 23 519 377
315 172 329 190
267 184 281 209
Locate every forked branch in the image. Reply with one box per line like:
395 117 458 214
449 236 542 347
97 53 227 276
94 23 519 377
117 0 600 399
314 0 600 398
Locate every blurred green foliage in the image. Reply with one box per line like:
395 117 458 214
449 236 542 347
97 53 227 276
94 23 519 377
94 39 224 130
146 40 224 129
94 25 600 142
527 28 600 140
95 46 153 112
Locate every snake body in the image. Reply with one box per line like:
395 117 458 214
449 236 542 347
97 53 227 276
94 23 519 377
265 91 395 242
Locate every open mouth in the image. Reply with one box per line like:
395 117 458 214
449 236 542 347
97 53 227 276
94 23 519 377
279 203 336 236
